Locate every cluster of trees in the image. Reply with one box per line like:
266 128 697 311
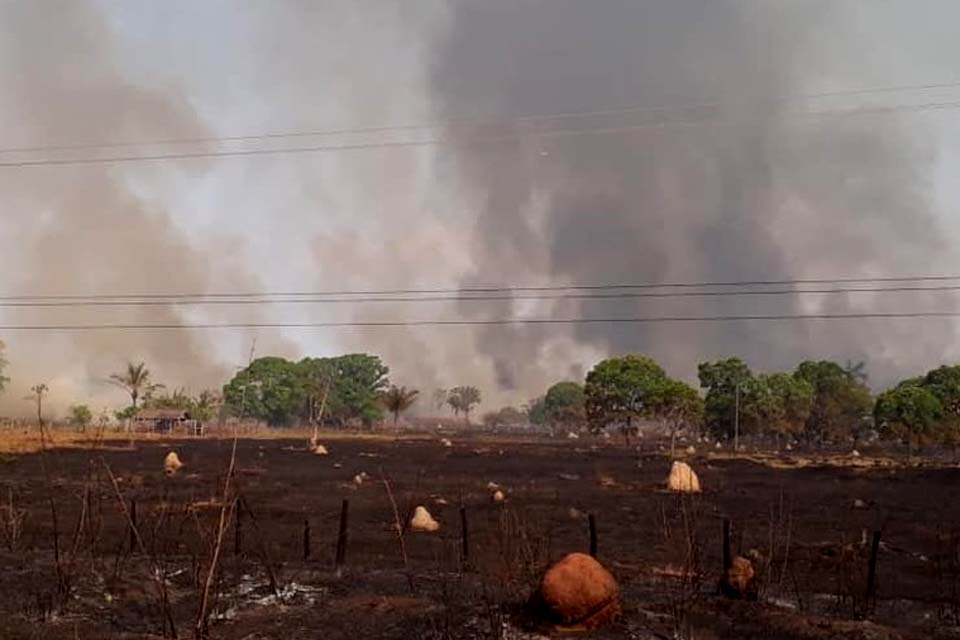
874 365 960 454
222 354 390 427
696 358 872 447
436 386 483 422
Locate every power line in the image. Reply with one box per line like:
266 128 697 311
4 274 960 302
3 99 960 169
5 78 960 156
4 283 960 308
1 311 960 331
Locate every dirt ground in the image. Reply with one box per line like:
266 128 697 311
0 432 957 639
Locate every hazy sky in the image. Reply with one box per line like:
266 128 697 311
2 1 960 416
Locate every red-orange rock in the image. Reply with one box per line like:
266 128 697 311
720 556 758 600
536 552 621 628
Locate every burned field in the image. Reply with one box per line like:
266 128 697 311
0 435 957 639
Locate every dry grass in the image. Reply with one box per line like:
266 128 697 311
0 422 452 455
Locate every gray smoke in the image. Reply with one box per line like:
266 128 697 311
0 1 291 416
426 0 956 395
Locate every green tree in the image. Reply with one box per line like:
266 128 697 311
697 358 753 440
381 385 419 425
447 386 482 423
543 381 586 428
69 404 93 432
585 355 668 442
224 353 390 427
795 360 872 446
875 383 943 455
527 396 548 427
759 373 814 448
223 357 306 425
109 362 163 412
654 378 704 457
0 340 9 395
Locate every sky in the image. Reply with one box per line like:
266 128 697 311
2 1 960 417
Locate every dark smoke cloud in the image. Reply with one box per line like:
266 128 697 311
428 0 954 393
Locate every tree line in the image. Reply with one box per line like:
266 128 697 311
520 355 960 453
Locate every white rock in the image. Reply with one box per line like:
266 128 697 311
487 481 500 490
434 497 448 506
685 445 696 455
164 451 183 476
410 506 440 532
715 441 722 449
567 431 580 440
492 490 505 503
851 449 861 458
568 507 583 520
312 444 329 456
785 443 792 451
853 499 867 509
440 438 453 448
666 461 701 493
353 472 369 486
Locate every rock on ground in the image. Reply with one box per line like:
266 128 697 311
534 552 621 629
410 505 440 532
720 556 758 600
164 451 183 476
666 461 701 493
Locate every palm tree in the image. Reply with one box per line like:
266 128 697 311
381 385 419 425
447 386 482 425
109 362 163 412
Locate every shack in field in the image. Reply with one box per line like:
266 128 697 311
134 408 202 435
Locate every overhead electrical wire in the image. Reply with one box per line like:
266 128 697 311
3 274 960 302
2 311 960 332
4 78 960 156
2 99 960 168
4 283 960 308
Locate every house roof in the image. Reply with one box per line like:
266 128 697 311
135 408 192 421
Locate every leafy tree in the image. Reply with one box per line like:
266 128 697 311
697 358 753 440
875 383 943 455
381 385 419 425
320 354 390 426
69 404 93 431
191 390 222 423
223 357 306 425
795 360 872 445
0 340 9 395
109 362 163 411
543 381 586 428
223 354 390 427
447 386 482 423
585 355 668 441
758 373 814 448
527 396 548 426
654 378 704 457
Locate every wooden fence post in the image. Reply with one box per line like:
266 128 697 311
335 499 349 573
588 514 598 558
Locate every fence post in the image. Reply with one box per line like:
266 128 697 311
335 499 349 573
864 530 882 616
722 518 731 572
303 518 311 561
588 514 598 558
129 497 138 553
234 499 243 557
460 506 469 571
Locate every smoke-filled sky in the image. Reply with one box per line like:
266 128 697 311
2 0 960 417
